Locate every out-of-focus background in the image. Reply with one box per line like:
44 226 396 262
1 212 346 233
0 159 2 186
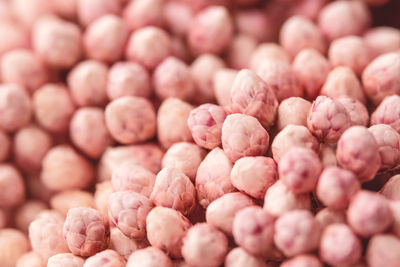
370 0 400 28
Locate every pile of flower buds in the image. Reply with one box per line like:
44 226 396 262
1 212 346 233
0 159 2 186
0 0 400 266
